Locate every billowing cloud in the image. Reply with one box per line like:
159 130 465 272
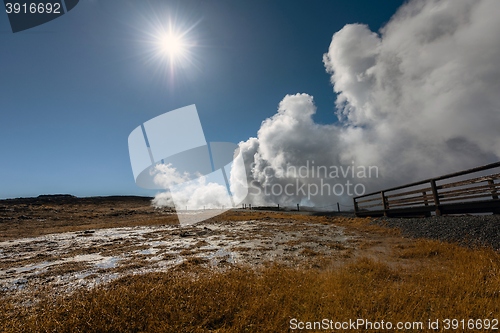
234 0 500 207
151 164 231 210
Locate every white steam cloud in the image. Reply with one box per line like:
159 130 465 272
233 0 500 207
151 164 232 210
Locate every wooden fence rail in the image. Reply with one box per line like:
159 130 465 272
353 161 500 217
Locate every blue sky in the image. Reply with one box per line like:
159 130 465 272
0 0 406 199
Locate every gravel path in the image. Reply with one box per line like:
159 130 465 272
371 215 500 251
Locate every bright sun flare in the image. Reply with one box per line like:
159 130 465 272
143 17 201 77
159 32 186 59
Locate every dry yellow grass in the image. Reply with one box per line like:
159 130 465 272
2 212 499 332
1 237 499 332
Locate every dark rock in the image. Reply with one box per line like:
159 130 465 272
371 215 500 251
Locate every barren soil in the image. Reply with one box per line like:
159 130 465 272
0 196 426 302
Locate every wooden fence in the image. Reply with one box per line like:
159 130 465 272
353 161 500 217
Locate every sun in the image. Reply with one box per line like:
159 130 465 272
137 12 202 83
159 32 186 60
149 23 199 73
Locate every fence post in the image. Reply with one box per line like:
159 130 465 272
422 191 429 206
353 198 359 216
297 204 300 212
337 202 340 212
430 180 441 216
381 191 388 217
488 179 498 199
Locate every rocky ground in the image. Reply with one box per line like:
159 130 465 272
0 195 178 241
0 196 371 302
1 195 499 306
372 214 500 251
0 216 357 299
